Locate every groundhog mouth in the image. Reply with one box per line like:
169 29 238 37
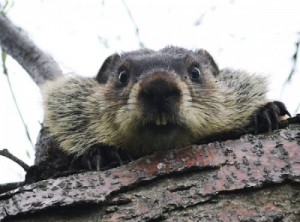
144 122 177 134
141 114 178 135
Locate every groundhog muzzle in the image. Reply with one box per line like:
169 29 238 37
41 46 290 170
138 70 181 130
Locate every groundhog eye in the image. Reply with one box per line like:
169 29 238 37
118 70 128 84
190 66 201 80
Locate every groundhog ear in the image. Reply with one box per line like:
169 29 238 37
196 49 219 77
96 53 121 84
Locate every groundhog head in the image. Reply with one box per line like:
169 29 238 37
94 46 221 157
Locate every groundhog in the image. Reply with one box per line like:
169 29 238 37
41 46 290 170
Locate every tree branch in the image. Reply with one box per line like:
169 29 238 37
0 121 299 221
121 0 145 48
0 14 63 86
1 52 35 149
0 149 29 172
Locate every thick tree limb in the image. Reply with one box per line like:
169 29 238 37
0 15 62 85
0 122 299 221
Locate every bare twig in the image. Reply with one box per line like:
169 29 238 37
1 52 35 149
0 149 30 171
0 14 63 86
194 5 217 26
281 38 300 97
121 0 145 48
0 0 14 16
286 39 299 83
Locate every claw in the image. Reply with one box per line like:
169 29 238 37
274 101 291 117
87 159 93 171
252 101 290 134
126 153 134 162
80 145 134 171
82 146 104 171
113 151 124 166
96 154 101 171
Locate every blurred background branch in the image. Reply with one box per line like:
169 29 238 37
121 0 145 48
1 51 35 150
0 14 62 85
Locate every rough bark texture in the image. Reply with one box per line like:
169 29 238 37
0 122 299 221
0 15 62 85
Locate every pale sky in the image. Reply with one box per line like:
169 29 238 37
0 0 299 183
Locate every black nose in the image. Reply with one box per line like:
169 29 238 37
139 72 181 112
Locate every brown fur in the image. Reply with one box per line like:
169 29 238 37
42 46 268 158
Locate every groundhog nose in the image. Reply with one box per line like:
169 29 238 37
139 78 181 106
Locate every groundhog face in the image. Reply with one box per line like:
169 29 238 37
95 46 220 155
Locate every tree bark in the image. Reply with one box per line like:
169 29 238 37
0 15 62 85
0 122 299 221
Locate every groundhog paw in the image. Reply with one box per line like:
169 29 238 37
81 145 133 171
81 147 104 171
253 101 291 134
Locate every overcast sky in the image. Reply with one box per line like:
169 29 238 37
0 0 299 183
